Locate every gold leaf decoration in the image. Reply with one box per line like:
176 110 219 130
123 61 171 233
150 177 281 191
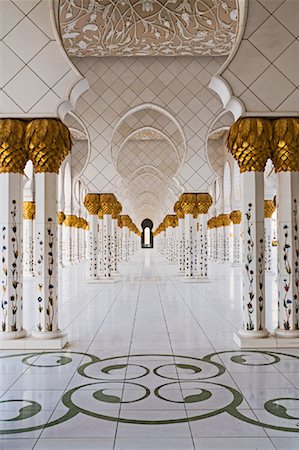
227 118 272 172
0 119 27 174
272 118 299 172
84 193 101 215
25 119 72 173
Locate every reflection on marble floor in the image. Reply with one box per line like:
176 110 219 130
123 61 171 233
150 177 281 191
1 251 299 450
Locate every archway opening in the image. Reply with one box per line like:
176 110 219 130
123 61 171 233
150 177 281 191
141 218 153 249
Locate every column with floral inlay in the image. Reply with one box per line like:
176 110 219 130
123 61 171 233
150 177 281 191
272 118 299 338
230 210 242 266
0 119 27 341
25 119 71 341
180 193 197 280
111 201 122 275
100 194 117 279
62 215 73 266
227 117 272 340
23 201 36 277
264 200 276 274
57 212 65 268
84 193 100 281
174 201 185 275
196 193 213 279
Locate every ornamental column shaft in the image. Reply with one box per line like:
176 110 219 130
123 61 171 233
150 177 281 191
230 211 242 266
227 118 272 341
23 201 35 277
264 200 276 273
100 194 117 279
180 194 197 279
272 118 299 338
57 212 65 268
0 118 27 341
84 194 100 280
196 193 212 279
25 118 71 342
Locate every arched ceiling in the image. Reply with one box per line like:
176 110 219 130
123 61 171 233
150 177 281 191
112 106 184 226
59 0 239 58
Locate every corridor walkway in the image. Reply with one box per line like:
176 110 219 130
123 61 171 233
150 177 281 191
1 251 299 450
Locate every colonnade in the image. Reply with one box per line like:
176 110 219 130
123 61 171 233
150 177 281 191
0 118 71 348
155 118 299 347
83 193 140 282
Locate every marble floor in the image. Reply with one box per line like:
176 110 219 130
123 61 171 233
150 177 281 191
1 250 299 450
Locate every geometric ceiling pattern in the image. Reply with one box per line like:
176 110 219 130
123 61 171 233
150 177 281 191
221 0 299 113
0 0 78 116
59 0 239 57
73 54 226 225
113 106 183 225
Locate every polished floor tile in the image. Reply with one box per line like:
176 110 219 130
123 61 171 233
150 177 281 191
1 250 299 449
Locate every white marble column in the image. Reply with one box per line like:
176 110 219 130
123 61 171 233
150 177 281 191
275 172 299 338
0 172 27 340
230 211 242 266
84 193 101 281
57 212 65 268
264 200 276 274
23 201 35 277
196 193 212 279
239 171 268 338
180 194 197 280
62 216 73 266
219 214 232 263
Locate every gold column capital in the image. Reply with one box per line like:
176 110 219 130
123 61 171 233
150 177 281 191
227 118 272 172
197 193 213 214
25 119 71 173
64 215 76 227
57 211 65 225
218 214 231 227
164 215 177 228
23 201 36 220
179 193 198 216
272 118 299 172
264 200 276 218
112 201 122 219
230 210 242 224
84 193 101 215
119 215 131 227
100 193 117 215
174 200 184 219
0 119 27 174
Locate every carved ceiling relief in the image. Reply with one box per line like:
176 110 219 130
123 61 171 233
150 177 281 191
59 0 238 57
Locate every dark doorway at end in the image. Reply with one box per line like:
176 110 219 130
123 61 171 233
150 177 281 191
141 218 153 249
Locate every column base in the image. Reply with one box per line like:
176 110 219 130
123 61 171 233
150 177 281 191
86 277 99 283
182 276 201 283
274 328 299 339
0 332 68 349
0 329 27 340
97 276 121 284
231 263 242 267
234 331 299 348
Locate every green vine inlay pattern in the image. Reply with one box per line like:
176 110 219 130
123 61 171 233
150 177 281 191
1 350 299 433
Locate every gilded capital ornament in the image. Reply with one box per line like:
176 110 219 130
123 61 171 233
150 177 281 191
64 215 76 227
98 207 103 220
0 119 27 174
197 193 213 214
23 201 36 220
227 118 272 172
174 201 184 219
57 211 65 225
84 193 101 215
120 215 131 227
219 214 231 227
179 193 198 216
164 215 177 228
264 200 276 219
25 119 71 173
112 201 122 219
271 118 299 172
100 193 117 215
230 210 242 224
